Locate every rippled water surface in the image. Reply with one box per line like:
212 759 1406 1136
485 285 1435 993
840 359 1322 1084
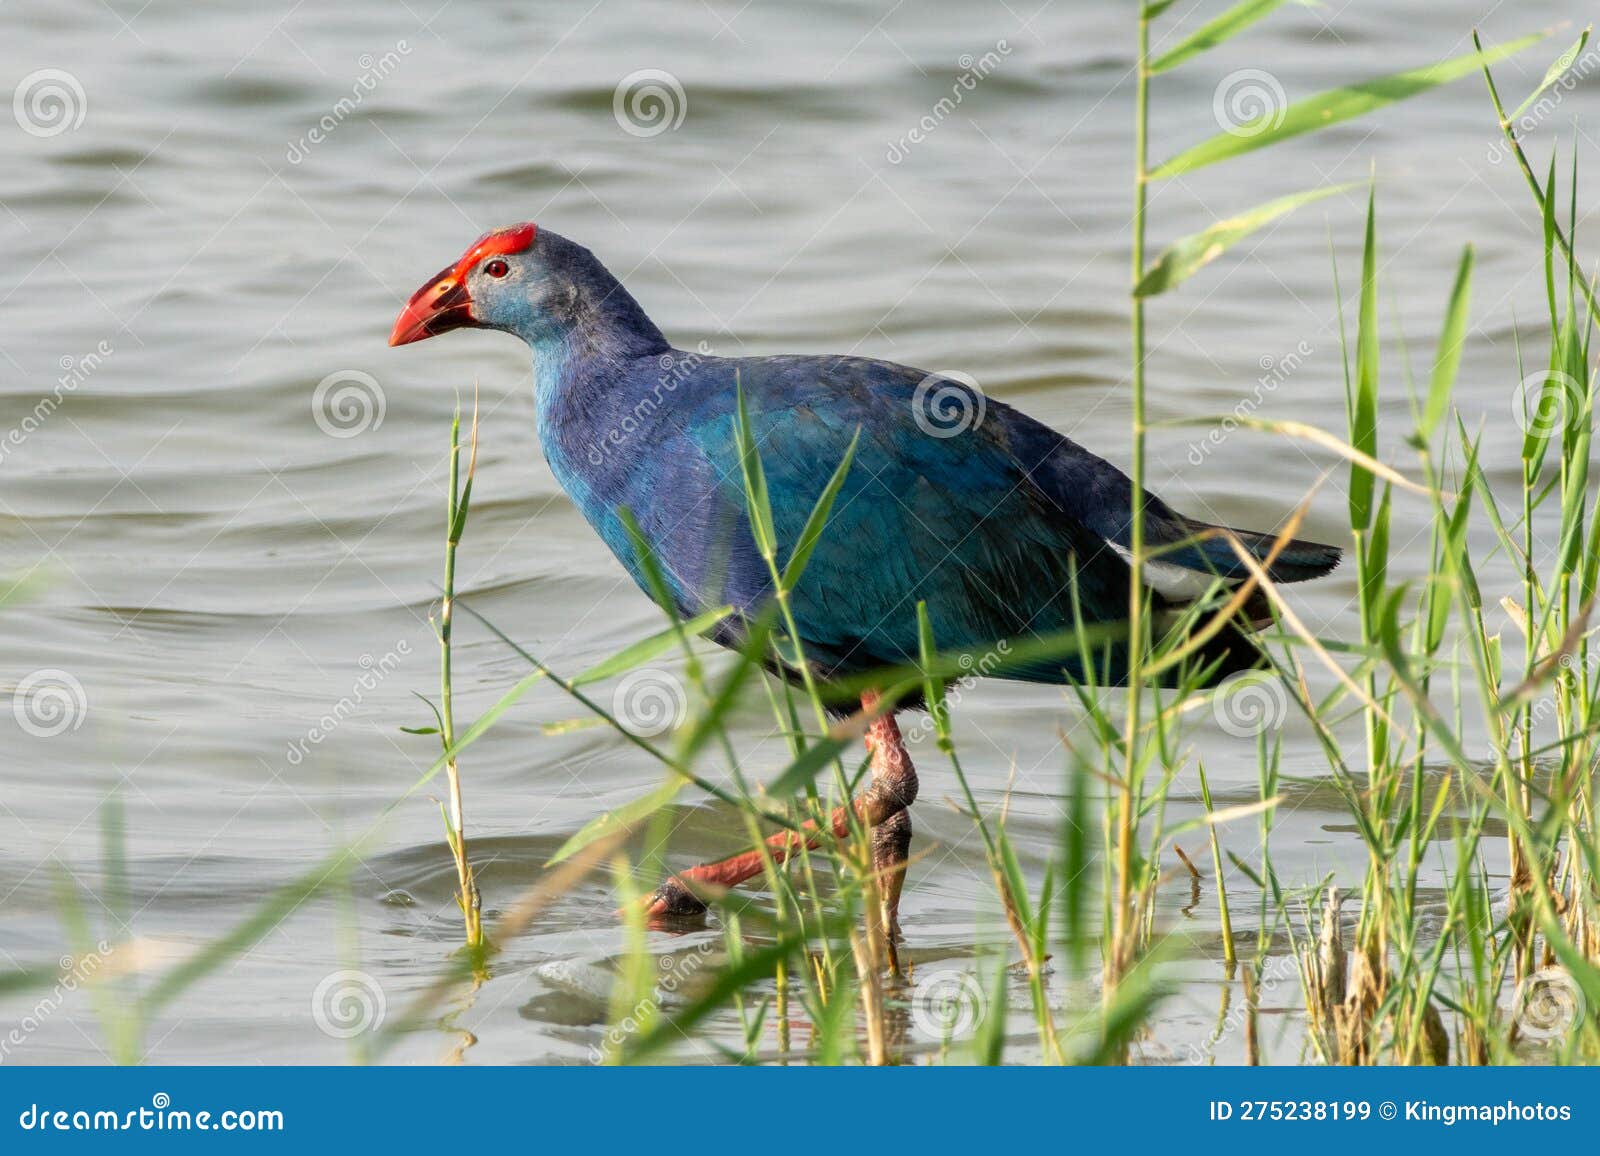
2 0 1594 1063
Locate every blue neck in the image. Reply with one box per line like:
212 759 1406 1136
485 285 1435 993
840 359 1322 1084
509 232 669 366
507 233 678 576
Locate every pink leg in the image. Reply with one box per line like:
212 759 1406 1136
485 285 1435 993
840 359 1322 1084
645 691 918 928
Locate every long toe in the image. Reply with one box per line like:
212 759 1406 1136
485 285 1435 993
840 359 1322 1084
644 876 709 920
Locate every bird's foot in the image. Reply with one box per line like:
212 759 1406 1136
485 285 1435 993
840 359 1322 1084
643 875 708 921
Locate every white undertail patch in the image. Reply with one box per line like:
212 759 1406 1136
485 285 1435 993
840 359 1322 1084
1109 542 1240 601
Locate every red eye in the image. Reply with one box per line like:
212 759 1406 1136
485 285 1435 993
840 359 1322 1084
483 258 510 278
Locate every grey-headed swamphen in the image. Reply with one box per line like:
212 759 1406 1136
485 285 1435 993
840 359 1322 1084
390 223 1339 930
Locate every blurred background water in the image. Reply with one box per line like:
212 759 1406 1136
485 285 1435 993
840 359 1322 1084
0 0 1592 1063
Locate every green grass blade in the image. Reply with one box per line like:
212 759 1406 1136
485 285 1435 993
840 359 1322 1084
1365 487 1393 622
549 778 686 864
673 622 772 765
974 954 1009 1065
1060 753 1094 977
616 506 686 628
569 607 733 687
761 718 875 799
997 831 1035 930
915 602 951 746
1510 26 1591 121
1080 957 1172 1064
1150 32 1544 178
0 964 64 998
734 374 777 562
1148 0 1296 75
1135 183 1356 297
781 429 860 590
1420 244 1474 440
1542 149 1560 341
1349 185 1380 531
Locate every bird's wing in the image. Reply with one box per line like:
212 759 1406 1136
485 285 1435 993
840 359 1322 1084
973 386 1342 589
655 356 1142 681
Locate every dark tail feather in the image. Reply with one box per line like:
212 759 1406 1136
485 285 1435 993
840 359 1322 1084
1173 517 1341 585
1217 524 1341 583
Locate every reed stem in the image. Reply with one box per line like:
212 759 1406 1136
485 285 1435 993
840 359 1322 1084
440 397 484 954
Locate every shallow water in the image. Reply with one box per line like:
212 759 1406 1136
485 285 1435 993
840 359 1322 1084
0 0 1592 1063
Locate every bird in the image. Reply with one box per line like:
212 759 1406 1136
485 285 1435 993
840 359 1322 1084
390 222 1339 932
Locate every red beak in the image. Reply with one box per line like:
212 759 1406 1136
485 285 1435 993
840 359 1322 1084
389 266 475 347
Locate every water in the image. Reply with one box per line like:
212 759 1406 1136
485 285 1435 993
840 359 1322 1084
0 0 1589 1063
